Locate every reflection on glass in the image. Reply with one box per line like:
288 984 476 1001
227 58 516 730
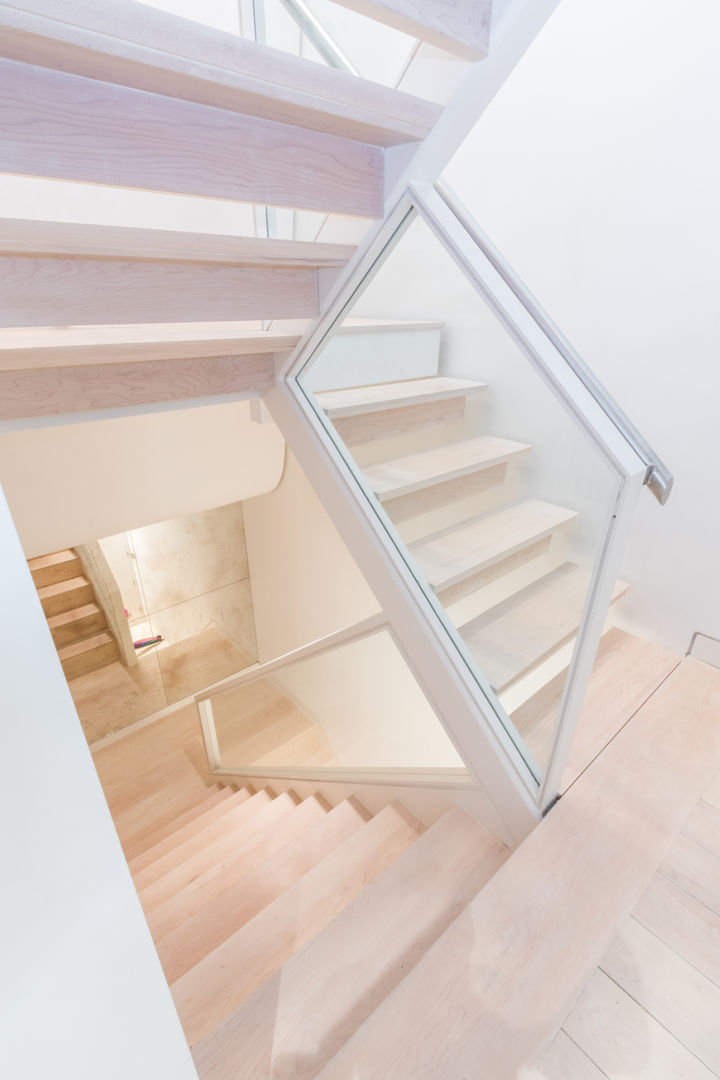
298 216 622 777
213 630 465 770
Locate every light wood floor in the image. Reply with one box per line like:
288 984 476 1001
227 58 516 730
534 765 720 1080
73 625 255 742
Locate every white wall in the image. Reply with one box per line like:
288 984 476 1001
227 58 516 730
440 0 720 654
0 485 198 1080
0 401 285 558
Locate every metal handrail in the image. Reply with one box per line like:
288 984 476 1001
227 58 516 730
274 0 358 75
434 178 674 505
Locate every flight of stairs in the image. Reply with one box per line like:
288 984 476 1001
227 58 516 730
126 781 509 1076
28 548 120 679
315 368 628 757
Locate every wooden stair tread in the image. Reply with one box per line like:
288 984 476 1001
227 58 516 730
365 435 531 500
174 801 426 1047
121 785 232 862
157 797 371 984
457 562 629 693
0 322 306 370
0 0 441 146
316 375 487 418
314 660 720 1080
0 219 356 268
145 794 329 941
37 574 90 600
57 630 115 661
122 787 233 861
409 499 579 593
330 0 491 61
47 601 102 629
128 788 254 875
191 808 509 1076
28 548 76 571
133 788 277 895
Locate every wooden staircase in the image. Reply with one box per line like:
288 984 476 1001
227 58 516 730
315 370 628 763
28 548 120 679
122 776 510 1073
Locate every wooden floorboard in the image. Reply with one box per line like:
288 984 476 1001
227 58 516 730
316 658 720 1080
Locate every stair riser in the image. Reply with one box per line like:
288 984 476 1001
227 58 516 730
30 556 82 588
334 397 467 447
61 638 119 680
40 582 94 617
50 608 107 647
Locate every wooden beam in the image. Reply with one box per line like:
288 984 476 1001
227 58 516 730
0 0 441 146
330 0 492 60
0 257 318 326
0 57 384 217
0 219 356 268
0 354 276 419
0 324 303 370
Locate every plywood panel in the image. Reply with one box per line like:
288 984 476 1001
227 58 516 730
0 58 385 216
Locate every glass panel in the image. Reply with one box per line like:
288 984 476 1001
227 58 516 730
212 629 465 770
297 214 622 779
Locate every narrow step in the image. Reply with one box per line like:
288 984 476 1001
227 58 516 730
0 0 441 146
409 499 579 598
174 801 425 1046
316 375 487 419
0 323 305 370
47 602 107 647
364 435 531 501
37 575 93 617
191 808 509 1076
57 630 119 679
128 788 255 875
28 548 81 587
146 794 329 942
121 786 237 863
330 0 491 61
157 797 371 984
133 788 277 896
121 786 235 861
456 562 629 693
0 55 384 218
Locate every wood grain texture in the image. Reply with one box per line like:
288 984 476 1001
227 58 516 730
0 0 441 145
0 354 275 420
0 218 355 267
410 499 578 592
682 798 720 859
156 797 371 984
365 435 530 499
47 602 106 647
192 808 508 1078
563 970 715 1080
601 915 720 1073
58 630 119 679
128 790 253 875
531 1030 607 1080
0 257 317 327
28 548 81 586
0 323 303 370
458 564 627 693
633 872 720 988
143 795 329 941
134 788 279 896
314 659 720 1080
37 575 93 616
334 396 467 446
659 832 720 917
330 0 492 59
317 375 486 418
0 57 384 215
174 802 427 1046
123 787 234 861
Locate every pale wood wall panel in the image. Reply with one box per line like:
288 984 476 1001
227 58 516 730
0 58 384 216
0 258 317 326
